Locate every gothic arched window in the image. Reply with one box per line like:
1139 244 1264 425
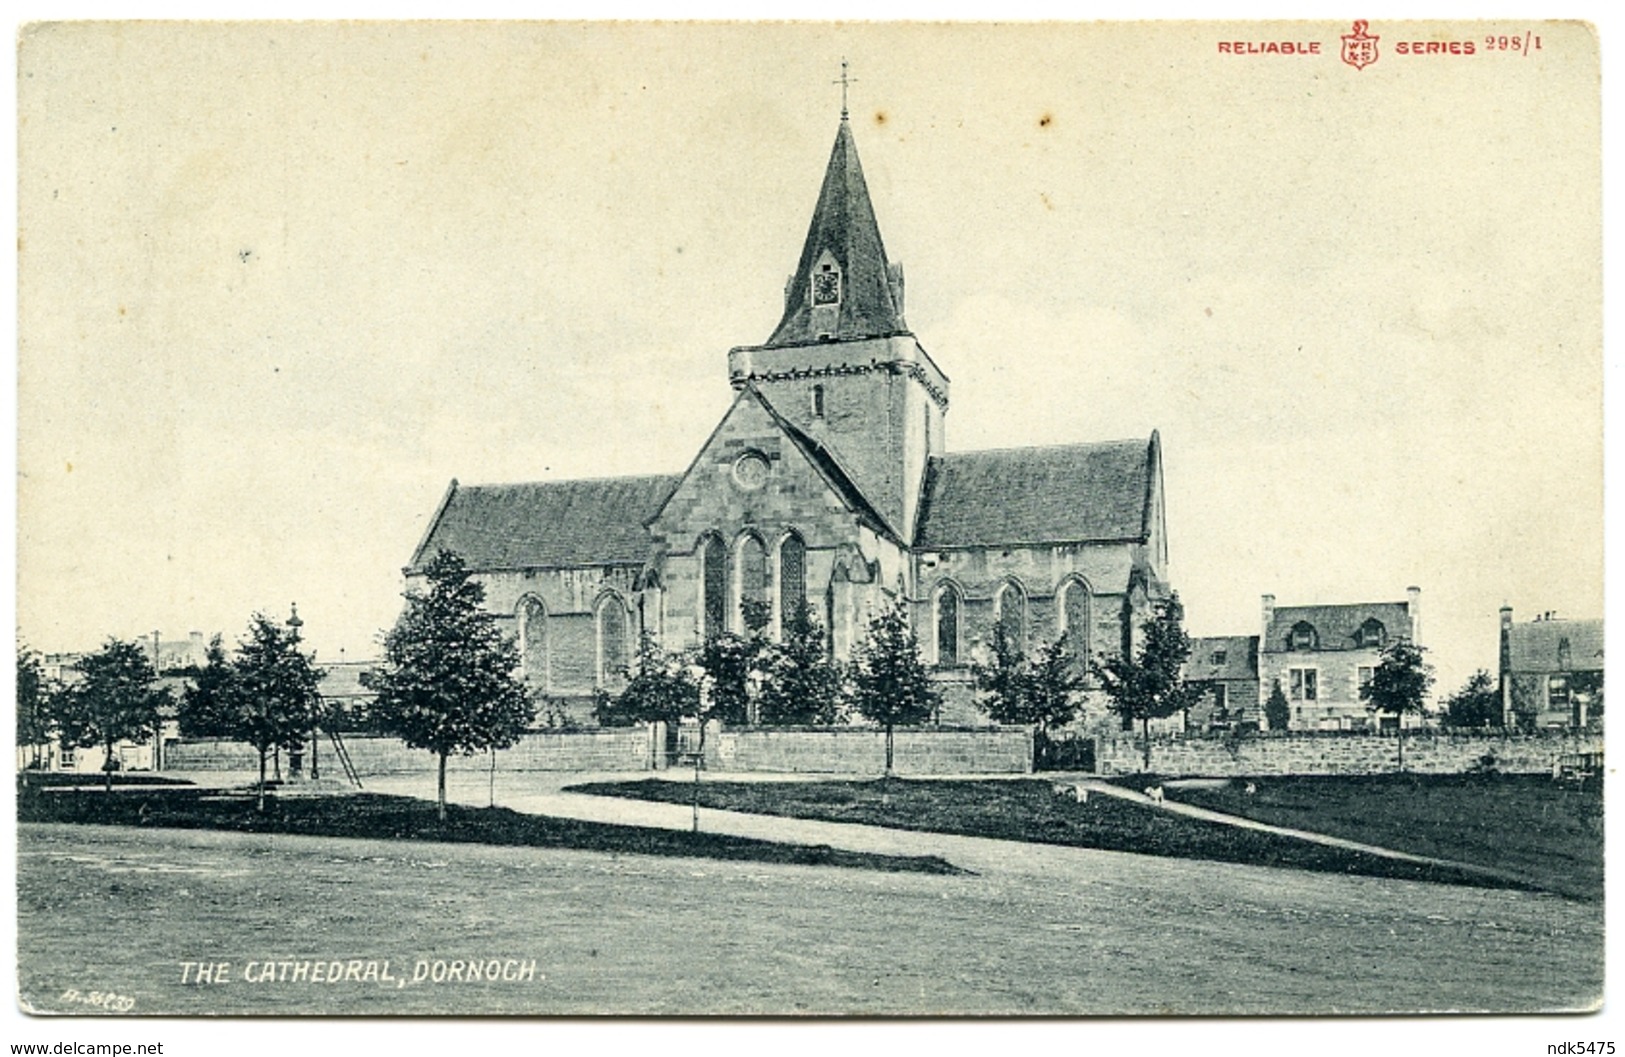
779 532 807 630
736 533 768 631
996 581 1026 651
597 595 630 686
701 534 727 639
935 584 961 667
1061 580 1092 661
517 595 548 688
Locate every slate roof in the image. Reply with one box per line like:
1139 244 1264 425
913 438 1155 549
764 119 908 348
1264 601 1412 654
1507 618 1604 674
319 661 379 700
1187 636 1260 682
410 474 680 572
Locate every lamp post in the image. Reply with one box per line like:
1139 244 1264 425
288 603 317 780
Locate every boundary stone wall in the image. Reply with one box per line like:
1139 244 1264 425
707 726 1033 775
1096 729 1603 777
166 729 655 776
164 727 1035 776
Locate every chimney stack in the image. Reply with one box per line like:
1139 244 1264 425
1261 594 1276 638
1406 585 1422 645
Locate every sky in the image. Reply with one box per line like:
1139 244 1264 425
17 20 1602 700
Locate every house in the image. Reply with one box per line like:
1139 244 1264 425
406 108 1170 726
1500 607 1603 729
1258 588 1422 731
1185 635 1261 732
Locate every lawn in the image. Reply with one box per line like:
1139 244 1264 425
16 783 962 877
566 777 1547 895
1168 773 1603 901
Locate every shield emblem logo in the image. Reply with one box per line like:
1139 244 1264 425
1341 20 1380 70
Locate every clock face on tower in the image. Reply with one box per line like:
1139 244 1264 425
812 267 840 306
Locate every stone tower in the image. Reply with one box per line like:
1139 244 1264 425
726 115 949 542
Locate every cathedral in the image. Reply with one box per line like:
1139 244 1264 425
407 108 1170 725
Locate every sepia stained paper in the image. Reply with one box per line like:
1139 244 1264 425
12 19 1604 1031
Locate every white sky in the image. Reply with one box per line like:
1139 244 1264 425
17 21 1601 701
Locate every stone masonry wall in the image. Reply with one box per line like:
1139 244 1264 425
1096 729 1604 777
707 726 1033 775
166 730 655 776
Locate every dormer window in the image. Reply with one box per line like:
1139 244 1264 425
1357 618 1386 649
1289 621 1319 650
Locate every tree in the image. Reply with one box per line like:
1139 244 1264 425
1264 677 1291 732
973 628 1082 766
55 639 170 793
178 635 240 739
1442 669 1501 729
1090 593 1203 773
366 550 535 820
1022 634 1085 739
695 599 772 726
16 644 56 777
595 630 702 759
970 621 1027 723
1360 638 1435 771
757 601 846 725
231 615 326 812
850 599 940 776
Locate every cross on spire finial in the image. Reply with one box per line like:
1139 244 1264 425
834 58 857 120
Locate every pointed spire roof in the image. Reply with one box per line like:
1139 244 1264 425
764 119 908 348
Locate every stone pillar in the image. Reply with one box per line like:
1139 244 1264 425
651 721 667 770
1499 605 1514 727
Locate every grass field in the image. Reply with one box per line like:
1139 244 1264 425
566 777 1550 894
16 784 961 876
1169 773 1604 901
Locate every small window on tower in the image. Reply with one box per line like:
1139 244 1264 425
812 385 825 418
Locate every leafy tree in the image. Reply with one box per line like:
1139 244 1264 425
970 622 1027 723
1442 669 1501 729
178 635 240 739
973 628 1082 766
850 599 940 776
366 551 535 820
16 644 57 776
232 615 326 811
695 599 772 726
1264 677 1291 732
55 639 170 793
1360 638 1435 771
1569 670 1604 724
595 631 702 752
757 601 846 725
1090 593 1203 772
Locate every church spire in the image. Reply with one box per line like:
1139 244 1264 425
763 104 908 349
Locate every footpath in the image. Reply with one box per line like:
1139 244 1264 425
1069 778 1534 890
171 767 1529 891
